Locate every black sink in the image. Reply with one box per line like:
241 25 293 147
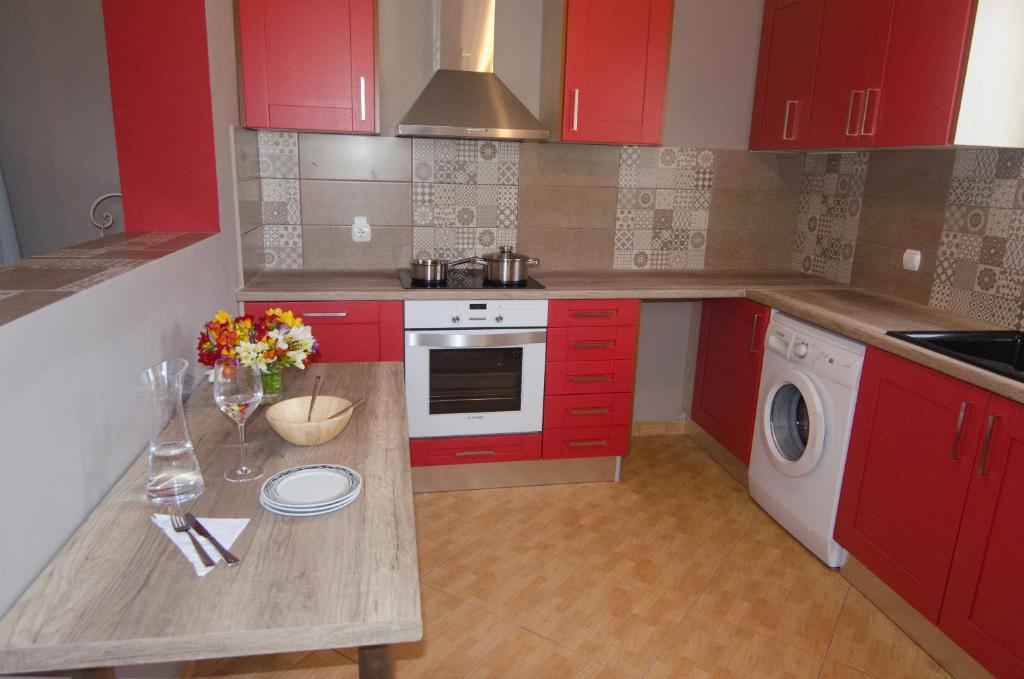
887 330 1024 382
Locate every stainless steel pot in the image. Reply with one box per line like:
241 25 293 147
473 246 540 284
409 257 474 283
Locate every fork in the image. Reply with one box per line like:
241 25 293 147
170 512 214 568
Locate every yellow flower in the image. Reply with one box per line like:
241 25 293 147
213 310 233 324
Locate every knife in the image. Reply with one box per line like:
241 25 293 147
185 513 240 566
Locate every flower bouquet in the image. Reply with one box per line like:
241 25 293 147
197 308 319 403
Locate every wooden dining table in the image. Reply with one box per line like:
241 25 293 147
0 362 421 679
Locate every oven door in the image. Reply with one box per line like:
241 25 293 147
405 328 547 438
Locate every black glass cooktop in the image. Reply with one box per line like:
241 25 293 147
398 268 545 290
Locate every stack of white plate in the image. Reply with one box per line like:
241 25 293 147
259 464 362 516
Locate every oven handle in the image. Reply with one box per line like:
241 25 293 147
406 330 547 349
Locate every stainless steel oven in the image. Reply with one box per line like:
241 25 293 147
404 300 548 438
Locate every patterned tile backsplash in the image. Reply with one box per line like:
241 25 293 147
411 138 520 259
258 131 302 269
929 148 1024 327
791 152 869 284
614 147 715 269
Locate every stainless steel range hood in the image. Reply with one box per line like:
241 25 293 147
397 0 549 141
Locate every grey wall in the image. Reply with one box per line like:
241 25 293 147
0 0 123 257
633 301 702 422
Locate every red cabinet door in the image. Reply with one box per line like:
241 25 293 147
940 395 1024 678
835 348 989 623
691 299 769 465
244 301 382 363
749 0 824 150
238 0 376 133
869 0 974 147
805 0 893 148
561 0 672 144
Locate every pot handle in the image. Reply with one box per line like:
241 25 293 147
447 256 478 267
527 258 540 266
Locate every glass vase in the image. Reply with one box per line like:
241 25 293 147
261 367 284 404
141 358 204 505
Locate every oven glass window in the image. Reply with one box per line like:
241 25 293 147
429 348 523 414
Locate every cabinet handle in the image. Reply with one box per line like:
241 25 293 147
572 341 613 349
568 439 607 448
977 414 998 476
749 313 762 353
359 76 366 122
570 375 611 383
860 88 879 136
455 449 496 457
569 408 610 416
304 311 348 318
845 90 864 137
782 99 797 141
572 310 614 318
571 88 580 131
950 401 970 460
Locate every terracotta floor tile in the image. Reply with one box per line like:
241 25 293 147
645 610 824 679
463 627 627 679
423 535 580 623
185 651 312 678
827 589 951 679
520 569 688 676
819 658 878 678
694 555 849 656
729 508 835 577
273 650 357 678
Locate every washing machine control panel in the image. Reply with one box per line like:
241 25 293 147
766 324 863 389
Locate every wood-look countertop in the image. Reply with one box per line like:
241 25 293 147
0 363 421 675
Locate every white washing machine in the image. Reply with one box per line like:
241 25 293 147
748 312 866 568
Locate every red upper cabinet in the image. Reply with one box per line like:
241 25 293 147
691 299 769 465
561 0 673 144
749 0 824 150
835 348 988 623
941 395 1024 678
238 0 377 133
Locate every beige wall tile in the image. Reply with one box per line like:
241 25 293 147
233 126 260 180
519 185 618 229
302 225 411 270
712 151 803 192
240 224 266 283
519 143 621 187
863 150 955 202
850 242 938 306
856 196 946 251
237 178 261 226
516 226 614 270
300 180 412 226
299 134 411 181
705 189 798 270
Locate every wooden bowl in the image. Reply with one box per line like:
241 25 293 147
265 396 353 446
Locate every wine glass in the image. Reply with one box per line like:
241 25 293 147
213 358 264 482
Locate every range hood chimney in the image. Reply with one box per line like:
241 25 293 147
397 0 549 141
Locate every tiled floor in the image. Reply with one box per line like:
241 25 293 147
183 435 950 679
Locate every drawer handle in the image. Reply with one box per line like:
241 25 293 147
782 99 797 140
455 449 496 457
977 414 998 476
304 312 348 318
845 90 864 137
569 408 610 416
950 401 970 460
572 310 615 318
749 313 762 353
569 375 611 383
572 341 613 349
568 439 607 448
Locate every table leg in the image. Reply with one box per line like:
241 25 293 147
357 644 395 679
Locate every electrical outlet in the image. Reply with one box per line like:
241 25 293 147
352 216 371 242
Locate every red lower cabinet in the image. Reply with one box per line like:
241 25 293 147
543 425 630 459
244 300 402 363
545 360 636 396
409 434 542 467
544 393 633 429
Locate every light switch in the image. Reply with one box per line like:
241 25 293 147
903 249 921 271
352 216 371 242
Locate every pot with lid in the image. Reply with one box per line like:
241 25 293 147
472 246 540 285
409 257 475 284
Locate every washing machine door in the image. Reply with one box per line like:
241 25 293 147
761 369 826 477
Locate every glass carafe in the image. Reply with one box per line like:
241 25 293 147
141 358 204 505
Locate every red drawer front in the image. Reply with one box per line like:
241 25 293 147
546 326 637 362
312 323 380 362
409 433 543 467
548 299 640 327
244 301 380 325
543 425 631 459
544 392 633 429
545 359 635 395
379 301 404 361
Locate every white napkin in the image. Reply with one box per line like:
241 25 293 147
151 515 249 576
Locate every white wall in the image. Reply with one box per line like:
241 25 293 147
633 301 702 422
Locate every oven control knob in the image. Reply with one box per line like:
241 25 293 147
451 315 461 324
794 342 808 358
495 315 504 323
